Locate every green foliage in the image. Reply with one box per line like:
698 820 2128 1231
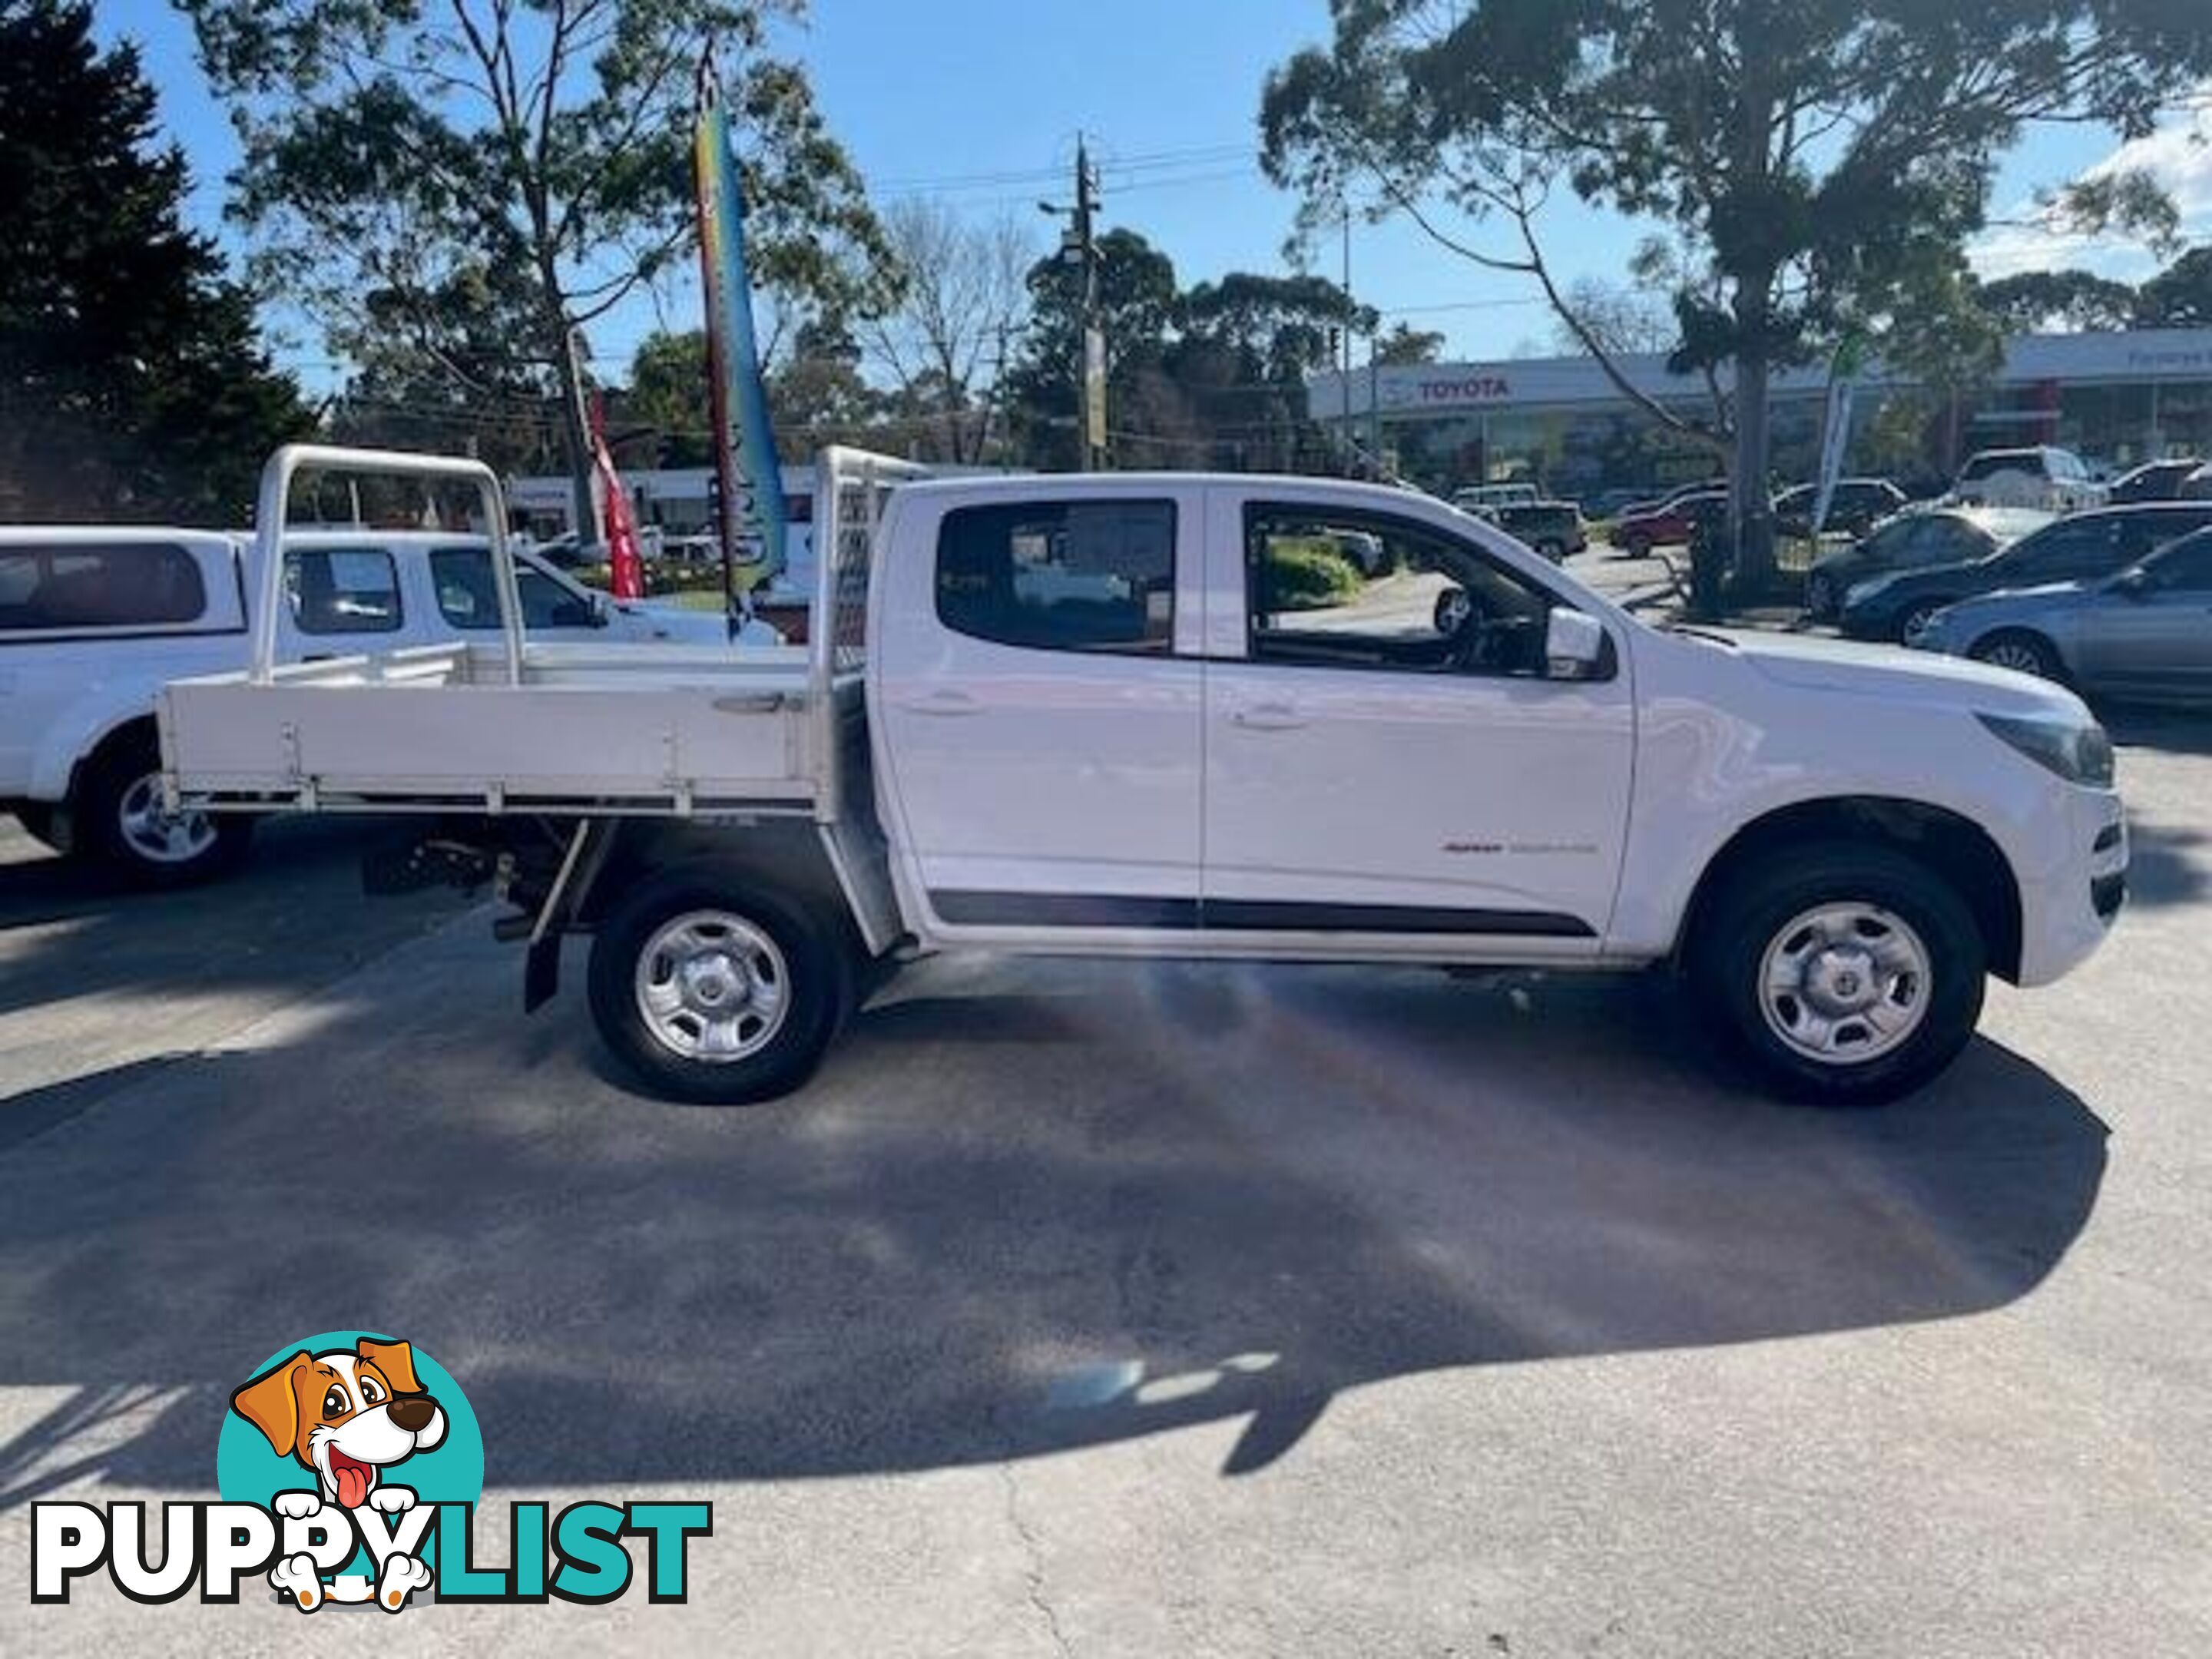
1261 0 2212 590
2137 247 2212 328
0 0 311 521
1374 323 1445 366
178 0 894 515
1260 538 1364 610
1002 231 1360 471
1976 269 2142 333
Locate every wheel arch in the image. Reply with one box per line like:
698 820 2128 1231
1966 624 2070 682
60 711 164 806
1677 796 2023 983
33 704 161 805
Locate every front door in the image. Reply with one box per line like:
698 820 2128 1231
1201 492 1634 951
2075 535 2212 701
873 487 1207 933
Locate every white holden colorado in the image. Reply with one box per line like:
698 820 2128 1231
160 446 2128 1105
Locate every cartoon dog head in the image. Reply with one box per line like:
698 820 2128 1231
230 1337 447 1509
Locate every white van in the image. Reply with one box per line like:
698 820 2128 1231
1954 446 2108 512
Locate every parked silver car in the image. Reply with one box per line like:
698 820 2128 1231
1910 525 2212 704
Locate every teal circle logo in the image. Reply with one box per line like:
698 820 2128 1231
217 1331 482 1586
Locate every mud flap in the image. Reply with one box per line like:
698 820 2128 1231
522 820 616 1013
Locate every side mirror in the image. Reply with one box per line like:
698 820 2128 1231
1545 606 1607 680
2112 567 2150 601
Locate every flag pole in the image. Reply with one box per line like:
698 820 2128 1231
694 48 743 642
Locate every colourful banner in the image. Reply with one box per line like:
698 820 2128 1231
593 434 646 601
694 56 788 611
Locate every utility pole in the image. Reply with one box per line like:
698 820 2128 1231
1042 137 1105 470
1340 208 1356 476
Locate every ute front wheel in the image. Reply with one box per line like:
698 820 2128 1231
587 871 848 1104
1689 843 1985 1106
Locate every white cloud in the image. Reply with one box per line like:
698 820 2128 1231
1969 87 2212 280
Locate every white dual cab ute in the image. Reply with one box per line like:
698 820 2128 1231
161 445 2130 1105
1 522 754 883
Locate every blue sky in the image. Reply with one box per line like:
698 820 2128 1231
94 0 2201 390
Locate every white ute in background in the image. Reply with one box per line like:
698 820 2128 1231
161 445 2128 1104
0 525 772 883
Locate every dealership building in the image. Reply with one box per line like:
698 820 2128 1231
1307 327 2212 500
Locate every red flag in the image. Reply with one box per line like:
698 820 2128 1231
592 433 646 601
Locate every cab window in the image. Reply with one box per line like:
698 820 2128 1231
936 499 1175 654
1243 505 1561 679
431 547 597 630
283 547 402 634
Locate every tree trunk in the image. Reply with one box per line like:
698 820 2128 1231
1730 348 1775 594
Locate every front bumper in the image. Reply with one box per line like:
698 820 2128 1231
2015 787 2128 987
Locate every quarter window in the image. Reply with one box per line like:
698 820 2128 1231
284 547 402 634
0 541 207 630
936 500 1175 654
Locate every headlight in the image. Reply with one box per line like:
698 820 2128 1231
1843 575 1896 608
1976 713 2115 787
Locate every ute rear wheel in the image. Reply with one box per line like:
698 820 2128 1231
587 869 849 1104
1688 842 1985 1105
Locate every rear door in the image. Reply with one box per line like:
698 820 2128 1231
873 485 1207 935
1200 488 1634 952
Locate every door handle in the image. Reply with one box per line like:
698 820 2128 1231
899 690 982 717
1232 702 1307 731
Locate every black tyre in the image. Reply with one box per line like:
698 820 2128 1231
1535 538 1565 563
1969 630 2064 681
1804 571 1836 619
1687 842 1986 1106
12 803 65 853
586 869 849 1104
1621 531 1652 559
73 730 252 887
1896 598 1950 642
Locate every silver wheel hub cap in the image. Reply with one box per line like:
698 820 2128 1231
1757 902 1932 1065
634 909 790 1064
118 773 217 864
1986 642 2046 676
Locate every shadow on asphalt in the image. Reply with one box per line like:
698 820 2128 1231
0 947 2108 1503
0 816 464 1020
2122 820 2210 909
2108 707 2212 758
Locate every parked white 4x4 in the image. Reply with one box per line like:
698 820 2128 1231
1 527 756 883
162 446 2130 1104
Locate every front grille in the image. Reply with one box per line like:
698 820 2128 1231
2092 872 2126 919
2094 823 2122 854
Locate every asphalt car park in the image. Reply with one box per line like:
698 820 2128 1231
2 707 2210 1655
